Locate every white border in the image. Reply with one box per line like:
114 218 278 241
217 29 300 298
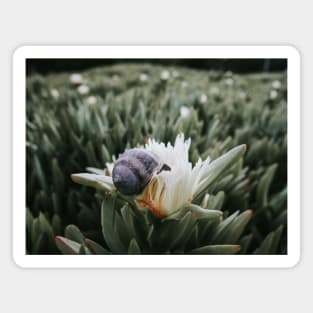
13 45 300 268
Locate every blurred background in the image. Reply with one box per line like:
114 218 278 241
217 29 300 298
27 58 287 76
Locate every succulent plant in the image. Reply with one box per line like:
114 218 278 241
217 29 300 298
26 64 287 255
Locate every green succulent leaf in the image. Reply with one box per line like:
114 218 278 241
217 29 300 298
84 238 110 255
254 225 284 254
26 64 287 255
187 204 223 220
256 164 278 208
128 238 141 254
101 196 126 253
65 224 85 244
190 244 240 254
71 173 115 192
193 144 247 202
211 210 252 244
55 236 81 254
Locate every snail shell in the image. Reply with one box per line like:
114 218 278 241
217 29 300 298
112 148 170 196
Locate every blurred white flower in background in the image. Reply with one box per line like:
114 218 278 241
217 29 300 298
139 73 149 82
77 84 90 95
181 81 188 88
86 96 97 106
225 70 233 78
172 70 179 78
209 86 220 95
160 70 170 80
225 78 234 86
200 94 208 103
112 74 120 81
69 73 83 85
269 90 278 99
238 91 247 100
272 80 282 89
180 106 191 118
50 89 59 99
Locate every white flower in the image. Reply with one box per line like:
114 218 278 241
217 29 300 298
112 74 120 81
139 73 149 81
160 70 170 80
135 134 211 217
181 81 188 88
238 91 247 100
269 90 278 99
272 80 281 89
70 73 83 84
86 96 97 105
172 70 179 78
209 86 220 95
50 88 59 99
200 94 207 103
225 78 234 86
77 84 90 95
180 106 191 118
225 71 233 78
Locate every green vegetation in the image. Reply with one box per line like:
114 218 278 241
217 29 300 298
26 63 287 255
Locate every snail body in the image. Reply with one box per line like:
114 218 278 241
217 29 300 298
112 148 170 196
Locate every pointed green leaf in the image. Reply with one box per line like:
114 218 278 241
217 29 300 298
101 197 125 253
86 167 105 175
55 236 81 254
187 203 223 220
26 208 33 230
65 224 85 243
255 225 284 254
33 155 47 191
38 212 54 241
84 238 110 255
194 144 247 201
256 164 278 208
52 158 65 194
71 173 115 192
52 214 62 236
190 244 240 254
213 210 253 244
128 238 141 254
210 211 239 243
31 218 40 245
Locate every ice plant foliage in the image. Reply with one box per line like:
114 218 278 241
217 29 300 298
26 64 287 255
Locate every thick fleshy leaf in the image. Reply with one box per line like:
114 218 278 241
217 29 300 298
86 167 106 175
256 164 278 208
101 197 125 253
254 225 284 254
38 212 54 242
190 244 240 254
71 173 115 192
187 204 223 220
55 236 81 254
65 224 85 243
84 238 110 255
128 238 141 254
212 210 253 244
168 211 197 250
194 144 247 201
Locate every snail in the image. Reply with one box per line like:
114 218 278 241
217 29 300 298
112 148 170 196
